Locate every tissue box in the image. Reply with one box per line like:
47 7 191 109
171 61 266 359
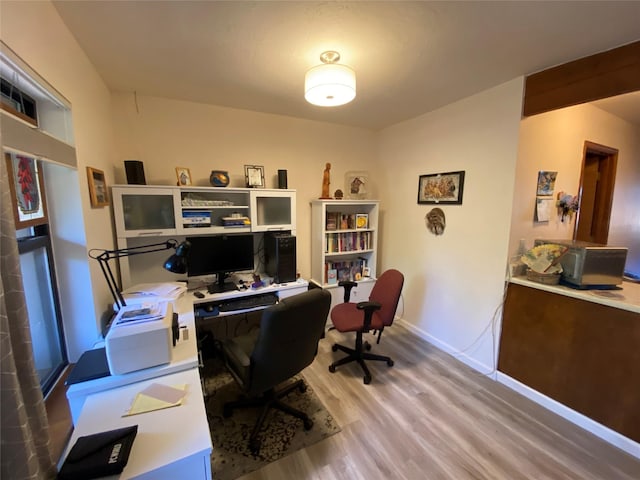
105 302 173 375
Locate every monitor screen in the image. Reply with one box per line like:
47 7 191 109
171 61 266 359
186 234 254 292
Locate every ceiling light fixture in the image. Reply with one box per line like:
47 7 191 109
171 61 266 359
304 51 356 107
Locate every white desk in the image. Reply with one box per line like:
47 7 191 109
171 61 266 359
60 368 212 480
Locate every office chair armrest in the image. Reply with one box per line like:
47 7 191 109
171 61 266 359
356 301 381 331
338 280 358 303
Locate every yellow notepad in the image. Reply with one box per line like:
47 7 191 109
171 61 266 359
123 383 187 417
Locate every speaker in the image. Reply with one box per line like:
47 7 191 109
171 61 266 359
124 160 146 185
265 233 296 284
277 169 288 189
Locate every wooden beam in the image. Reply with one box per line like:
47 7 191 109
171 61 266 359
523 40 640 117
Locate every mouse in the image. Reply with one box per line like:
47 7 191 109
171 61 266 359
193 291 205 299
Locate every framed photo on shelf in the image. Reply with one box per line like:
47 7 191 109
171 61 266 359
417 170 465 205
244 165 265 188
86 167 110 207
344 171 369 199
5 152 48 228
355 213 369 229
175 167 192 186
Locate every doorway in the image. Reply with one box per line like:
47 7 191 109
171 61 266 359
574 141 618 244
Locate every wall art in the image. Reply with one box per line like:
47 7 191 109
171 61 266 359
5 152 48 228
418 170 465 205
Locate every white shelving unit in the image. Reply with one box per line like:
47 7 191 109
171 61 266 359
111 185 296 288
311 199 379 313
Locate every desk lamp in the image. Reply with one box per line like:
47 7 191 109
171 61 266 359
90 239 191 310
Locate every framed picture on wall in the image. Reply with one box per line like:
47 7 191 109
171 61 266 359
417 170 465 205
87 167 110 207
5 152 49 228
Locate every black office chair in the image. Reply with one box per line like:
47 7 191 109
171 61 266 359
221 288 331 454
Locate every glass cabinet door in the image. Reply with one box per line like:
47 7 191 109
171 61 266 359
250 190 296 232
112 187 178 237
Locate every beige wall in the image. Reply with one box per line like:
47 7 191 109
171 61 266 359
377 78 524 372
510 101 640 273
110 93 378 283
1 0 116 360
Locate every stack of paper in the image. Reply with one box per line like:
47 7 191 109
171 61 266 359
114 302 168 327
123 383 187 417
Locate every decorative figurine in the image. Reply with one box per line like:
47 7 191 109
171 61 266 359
334 188 344 199
320 162 332 199
425 207 446 235
210 170 230 187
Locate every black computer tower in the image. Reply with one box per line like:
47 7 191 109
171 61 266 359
265 233 296 283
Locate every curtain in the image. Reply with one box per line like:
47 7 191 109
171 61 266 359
1 158 56 479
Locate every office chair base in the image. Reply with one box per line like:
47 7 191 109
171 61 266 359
329 342 394 384
223 378 313 454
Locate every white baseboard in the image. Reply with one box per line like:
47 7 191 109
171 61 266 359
396 318 640 460
497 373 639 459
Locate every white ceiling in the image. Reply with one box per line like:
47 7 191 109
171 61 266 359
52 1 640 130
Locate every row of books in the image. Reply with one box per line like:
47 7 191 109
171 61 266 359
325 258 369 284
325 231 372 253
325 212 369 230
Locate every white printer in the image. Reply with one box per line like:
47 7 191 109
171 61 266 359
105 301 173 375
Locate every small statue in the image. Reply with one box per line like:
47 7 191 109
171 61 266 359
320 162 332 199
334 189 344 200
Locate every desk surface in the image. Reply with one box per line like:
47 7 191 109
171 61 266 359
60 368 212 479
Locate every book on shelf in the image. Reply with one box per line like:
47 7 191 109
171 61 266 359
326 212 340 231
356 213 369 229
327 268 337 285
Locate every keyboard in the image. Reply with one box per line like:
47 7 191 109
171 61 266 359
218 293 278 312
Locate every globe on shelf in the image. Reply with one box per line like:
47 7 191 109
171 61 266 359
210 170 230 187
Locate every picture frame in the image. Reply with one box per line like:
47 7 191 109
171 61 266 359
5 152 48 229
417 170 465 205
87 167 110 207
244 165 265 188
344 171 369 199
355 213 369 229
175 167 192 186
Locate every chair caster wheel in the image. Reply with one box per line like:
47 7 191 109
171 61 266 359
331 344 338 352
303 418 314 430
222 405 233 418
298 382 307 393
363 375 371 385
328 364 336 373
387 359 394 367
364 342 372 351
249 438 261 455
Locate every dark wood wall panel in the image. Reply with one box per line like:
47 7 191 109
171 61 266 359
498 283 640 442
523 41 640 117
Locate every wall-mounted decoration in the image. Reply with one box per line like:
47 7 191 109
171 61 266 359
345 171 369 199
425 207 446 235
536 170 557 196
534 197 553 223
556 191 579 222
418 170 465 205
175 167 192 186
244 165 265 188
5 152 48 228
87 167 110 207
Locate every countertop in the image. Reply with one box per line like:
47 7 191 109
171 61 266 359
509 276 640 314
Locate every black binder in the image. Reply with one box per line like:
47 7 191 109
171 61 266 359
65 348 111 386
58 425 138 479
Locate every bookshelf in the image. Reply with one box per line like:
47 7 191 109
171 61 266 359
311 200 379 313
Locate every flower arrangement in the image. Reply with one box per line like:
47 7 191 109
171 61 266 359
556 192 579 222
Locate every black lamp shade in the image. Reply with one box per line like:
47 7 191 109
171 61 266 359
164 240 190 274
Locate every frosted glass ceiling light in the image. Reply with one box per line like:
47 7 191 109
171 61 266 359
305 51 356 107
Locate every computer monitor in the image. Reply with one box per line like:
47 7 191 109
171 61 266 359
186 234 254 293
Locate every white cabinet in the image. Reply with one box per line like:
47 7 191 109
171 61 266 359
310 200 379 313
250 189 296 232
112 185 296 238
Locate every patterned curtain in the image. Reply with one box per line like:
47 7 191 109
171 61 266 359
1 158 56 479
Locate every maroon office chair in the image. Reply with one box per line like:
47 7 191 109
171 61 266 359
328 269 404 384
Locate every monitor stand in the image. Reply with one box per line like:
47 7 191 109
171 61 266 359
207 273 238 294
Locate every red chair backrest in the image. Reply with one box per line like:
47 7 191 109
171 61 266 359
369 269 404 327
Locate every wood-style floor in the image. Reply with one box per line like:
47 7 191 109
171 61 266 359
240 326 640 480
46 325 640 479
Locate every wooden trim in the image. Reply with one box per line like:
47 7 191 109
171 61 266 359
0 102 38 126
523 40 640 117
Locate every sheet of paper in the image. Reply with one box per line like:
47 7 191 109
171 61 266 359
123 383 187 417
535 197 552 222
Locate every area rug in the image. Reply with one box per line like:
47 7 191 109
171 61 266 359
201 356 341 480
